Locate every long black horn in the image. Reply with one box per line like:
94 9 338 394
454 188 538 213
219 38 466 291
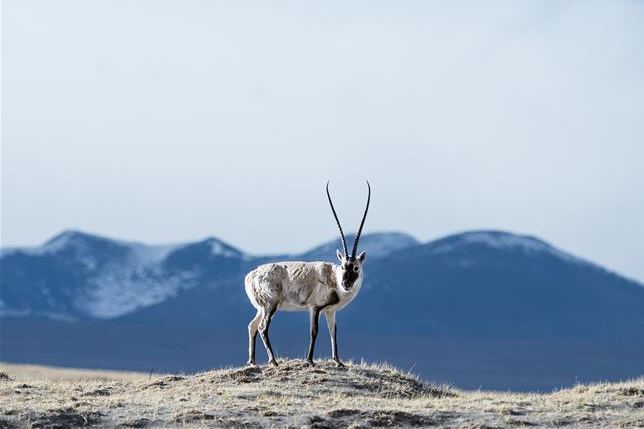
351 180 371 259
326 181 349 257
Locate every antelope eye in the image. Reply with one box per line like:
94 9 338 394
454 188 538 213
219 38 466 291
353 266 359 273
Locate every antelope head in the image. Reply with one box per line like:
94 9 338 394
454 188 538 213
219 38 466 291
326 181 371 292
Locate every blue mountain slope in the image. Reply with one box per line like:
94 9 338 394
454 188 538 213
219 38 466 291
0 231 134 319
1 229 643 341
0 231 247 320
0 231 417 322
343 231 644 341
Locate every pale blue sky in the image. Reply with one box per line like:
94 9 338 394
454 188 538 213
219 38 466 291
2 1 644 281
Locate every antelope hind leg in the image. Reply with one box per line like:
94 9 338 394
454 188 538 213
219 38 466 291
258 306 278 366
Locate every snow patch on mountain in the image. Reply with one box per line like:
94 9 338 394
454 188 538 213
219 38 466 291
128 243 181 264
78 243 195 319
80 268 199 319
0 231 201 319
429 230 589 265
204 238 246 259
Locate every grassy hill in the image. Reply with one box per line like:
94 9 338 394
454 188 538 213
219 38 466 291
1 360 643 428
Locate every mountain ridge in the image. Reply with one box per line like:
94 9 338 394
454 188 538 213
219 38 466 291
2 228 644 342
0 230 421 321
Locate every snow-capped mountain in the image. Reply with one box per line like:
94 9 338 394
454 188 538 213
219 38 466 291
0 230 417 321
422 231 590 266
342 230 644 341
2 229 644 341
0 231 247 320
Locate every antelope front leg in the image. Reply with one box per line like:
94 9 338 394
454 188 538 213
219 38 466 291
324 309 344 367
247 310 262 366
306 307 320 366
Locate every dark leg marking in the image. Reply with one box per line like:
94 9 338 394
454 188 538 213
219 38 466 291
330 291 340 305
259 305 278 366
322 292 343 367
332 324 345 367
250 331 257 360
307 308 320 366
308 292 342 366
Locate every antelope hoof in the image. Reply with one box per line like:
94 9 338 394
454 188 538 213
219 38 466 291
306 359 315 367
269 359 278 367
246 359 257 367
334 359 346 368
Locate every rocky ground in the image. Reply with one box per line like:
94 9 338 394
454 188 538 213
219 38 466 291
1 360 643 428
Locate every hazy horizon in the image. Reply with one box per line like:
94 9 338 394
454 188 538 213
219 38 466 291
2 0 644 282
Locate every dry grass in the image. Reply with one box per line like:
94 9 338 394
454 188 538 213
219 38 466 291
0 363 150 382
1 359 642 428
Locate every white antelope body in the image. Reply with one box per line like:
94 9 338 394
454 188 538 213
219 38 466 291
245 182 371 367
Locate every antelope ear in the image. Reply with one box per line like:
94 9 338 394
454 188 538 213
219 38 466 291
336 249 344 263
358 250 367 263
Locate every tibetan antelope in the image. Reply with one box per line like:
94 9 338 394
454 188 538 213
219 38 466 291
244 181 371 367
